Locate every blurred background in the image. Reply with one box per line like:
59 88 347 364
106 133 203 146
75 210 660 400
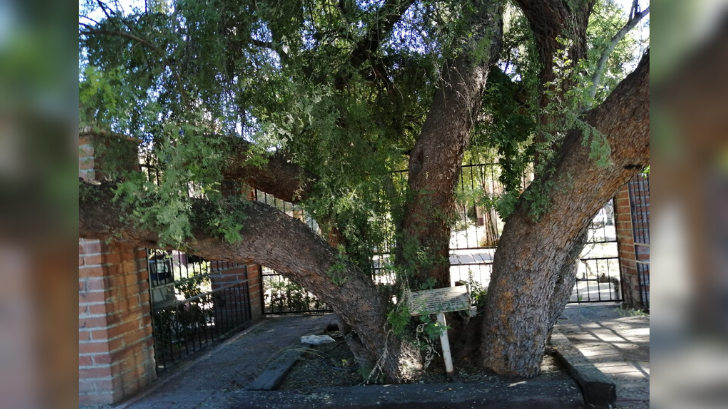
651 1 728 408
0 0 726 407
0 0 78 408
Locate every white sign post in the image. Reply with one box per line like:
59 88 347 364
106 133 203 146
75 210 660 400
406 286 470 380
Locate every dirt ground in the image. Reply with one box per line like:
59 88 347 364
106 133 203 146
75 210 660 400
279 327 570 390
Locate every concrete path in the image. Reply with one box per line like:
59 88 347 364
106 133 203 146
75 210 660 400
113 314 336 409
555 303 650 409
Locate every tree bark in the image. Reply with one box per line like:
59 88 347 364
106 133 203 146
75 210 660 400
402 0 503 289
514 0 595 166
514 0 594 88
79 181 422 382
481 50 649 377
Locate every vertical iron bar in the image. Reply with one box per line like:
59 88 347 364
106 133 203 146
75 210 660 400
584 263 591 302
200 295 209 348
156 311 165 371
607 260 613 301
236 283 244 324
259 265 265 317
181 303 189 358
596 260 602 301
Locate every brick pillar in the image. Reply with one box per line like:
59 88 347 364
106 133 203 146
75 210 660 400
79 241 156 405
79 133 157 405
247 264 263 323
615 184 639 308
614 174 651 310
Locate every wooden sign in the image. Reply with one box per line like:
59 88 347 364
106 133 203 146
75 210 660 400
406 286 470 316
404 285 471 380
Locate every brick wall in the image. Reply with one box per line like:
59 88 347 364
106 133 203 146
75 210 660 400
615 184 639 308
79 241 156 405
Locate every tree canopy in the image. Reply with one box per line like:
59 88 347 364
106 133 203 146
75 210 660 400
79 0 649 381
80 0 647 246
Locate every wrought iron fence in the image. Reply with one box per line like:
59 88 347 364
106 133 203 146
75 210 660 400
146 249 253 373
151 280 252 373
629 174 650 245
254 164 623 309
570 200 623 304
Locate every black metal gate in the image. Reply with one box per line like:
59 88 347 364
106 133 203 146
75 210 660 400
446 164 622 303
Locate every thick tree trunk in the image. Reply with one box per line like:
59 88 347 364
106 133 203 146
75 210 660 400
79 182 421 382
481 51 649 377
402 0 503 289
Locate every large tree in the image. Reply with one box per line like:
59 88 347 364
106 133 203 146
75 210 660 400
79 0 649 381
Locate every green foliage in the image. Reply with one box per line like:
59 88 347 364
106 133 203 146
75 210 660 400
386 303 411 338
465 270 488 311
586 0 650 103
495 189 519 221
79 1 647 308
475 6 539 194
265 278 324 313
616 305 648 317
474 1 647 222
417 314 447 340
175 273 210 299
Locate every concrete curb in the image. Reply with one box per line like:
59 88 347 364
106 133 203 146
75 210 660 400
550 330 616 407
246 347 314 390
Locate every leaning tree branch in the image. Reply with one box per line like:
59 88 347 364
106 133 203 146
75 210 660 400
78 178 420 381
548 49 650 209
587 6 650 103
80 181 341 285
